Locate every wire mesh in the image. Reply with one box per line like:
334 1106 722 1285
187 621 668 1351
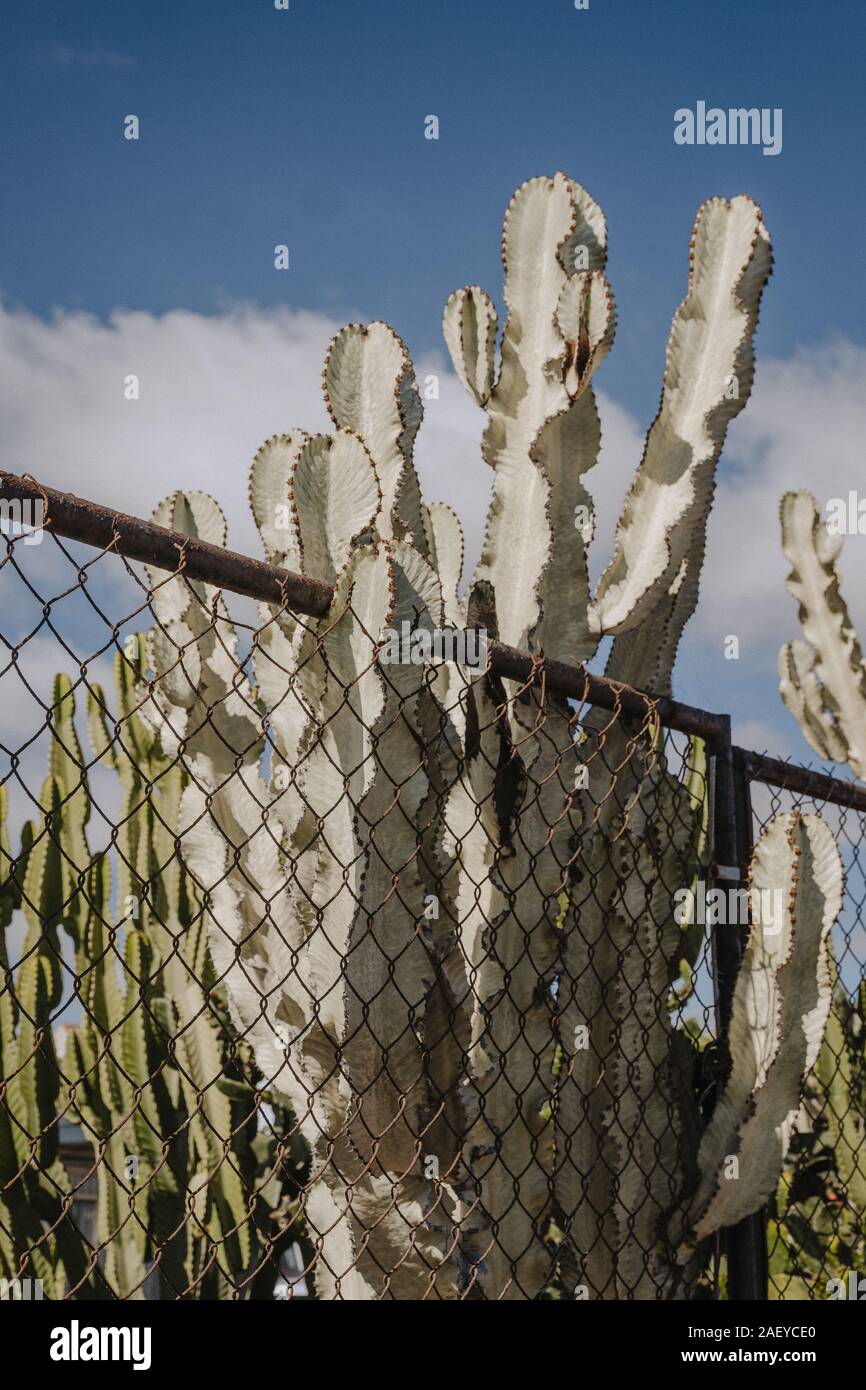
745 763 866 1302
1 505 861 1302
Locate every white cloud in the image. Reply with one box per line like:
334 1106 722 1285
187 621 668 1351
0 303 341 560
730 717 787 756
0 301 653 595
2 300 864 759
697 339 866 665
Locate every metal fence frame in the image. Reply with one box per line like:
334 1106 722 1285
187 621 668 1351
2 467 864 1302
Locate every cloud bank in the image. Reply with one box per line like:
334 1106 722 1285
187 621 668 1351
2 301 865 764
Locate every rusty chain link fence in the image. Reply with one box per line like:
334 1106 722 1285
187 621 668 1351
738 752 866 1301
0 476 863 1301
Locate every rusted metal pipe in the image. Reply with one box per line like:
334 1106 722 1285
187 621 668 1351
487 640 727 739
739 747 866 813
0 469 729 739
0 470 333 616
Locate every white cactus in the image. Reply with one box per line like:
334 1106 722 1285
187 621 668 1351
779 490 866 777
683 813 840 1243
138 175 843 1301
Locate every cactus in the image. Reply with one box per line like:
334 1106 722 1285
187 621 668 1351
676 812 840 1247
0 659 305 1298
121 173 842 1301
0 774 102 1296
779 490 866 778
815 982 866 1216
773 490 866 1293
768 978 866 1298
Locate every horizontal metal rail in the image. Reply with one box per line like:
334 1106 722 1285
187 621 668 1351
0 470 334 616
739 748 866 813
5 471 862 793
0 470 727 740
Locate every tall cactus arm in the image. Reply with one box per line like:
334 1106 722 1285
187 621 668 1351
442 287 497 407
446 173 612 665
677 811 842 1256
41 673 94 952
335 539 467 1299
450 584 570 1299
159 459 463 1298
778 490 866 777
48 673 90 871
249 436 349 850
601 199 772 695
464 702 565 1299
252 430 381 588
422 502 464 629
779 641 850 767
556 751 703 1300
421 502 466 721
594 196 770 634
249 431 307 571
323 321 427 551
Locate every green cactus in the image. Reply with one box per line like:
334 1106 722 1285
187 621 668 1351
768 980 866 1298
0 656 306 1298
0 770 102 1296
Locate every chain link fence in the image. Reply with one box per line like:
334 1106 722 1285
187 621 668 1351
740 753 866 1301
0 477 862 1300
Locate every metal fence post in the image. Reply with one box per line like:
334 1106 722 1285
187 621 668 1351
708 722 769 1301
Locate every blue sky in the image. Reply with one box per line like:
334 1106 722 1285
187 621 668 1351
1 0 864 423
